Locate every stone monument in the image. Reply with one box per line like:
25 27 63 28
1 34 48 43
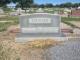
16 13 64 43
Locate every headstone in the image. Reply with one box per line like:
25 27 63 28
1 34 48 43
36 8 44 13
46 40 80 60
16 13 64 43
26 9 30 13
0 8 4 14
16 8 22 14
16 8 25 14
10 12 18 16
54 11 59 15
30 8 35 12
64 8 71 12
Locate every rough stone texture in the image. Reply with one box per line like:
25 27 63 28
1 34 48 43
45 40 80 60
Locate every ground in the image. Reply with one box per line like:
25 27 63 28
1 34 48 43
0 32 63 60
0 31 80 60
0 13 80 60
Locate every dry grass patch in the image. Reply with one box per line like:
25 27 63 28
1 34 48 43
25 39 63 49
0 32 64 60
0 40 22 60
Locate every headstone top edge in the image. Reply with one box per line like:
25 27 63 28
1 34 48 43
19 13 60 17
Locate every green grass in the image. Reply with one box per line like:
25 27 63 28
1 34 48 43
0 16 18 21
0 22 13 32
0 16 19 32
62 20 78 28
62 17 80 21
61 17 80 28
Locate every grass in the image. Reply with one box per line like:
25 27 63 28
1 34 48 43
0 40 20 60
61 17 80 28
62 20 78 28
62 17 80 21
0 32 64 60
25 39 63 49
0 16 18 21
0 22 11 31
0 16 19 32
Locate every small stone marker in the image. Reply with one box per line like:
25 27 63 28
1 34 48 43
36 8 44 13
16 13 64 43
0 8 4 14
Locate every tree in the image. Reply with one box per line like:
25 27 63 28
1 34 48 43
0 0 11 7
45 4 53 8
64 2 73 8
58 2 73 8
32 4 39 8
39 4 45 8
13 0 33 9
55 2 80 8
73 3 79 7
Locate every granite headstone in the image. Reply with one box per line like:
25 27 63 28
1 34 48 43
16 13 64 43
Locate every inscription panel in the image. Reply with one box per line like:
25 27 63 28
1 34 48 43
21 27 59 33
29 18 51 24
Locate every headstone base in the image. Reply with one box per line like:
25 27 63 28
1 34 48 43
15 33 65 43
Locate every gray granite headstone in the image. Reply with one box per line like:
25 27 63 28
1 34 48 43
45 40 80 60
16 13 64 43
20 13 60 33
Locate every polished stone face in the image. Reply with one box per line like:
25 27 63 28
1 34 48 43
19 13 61 33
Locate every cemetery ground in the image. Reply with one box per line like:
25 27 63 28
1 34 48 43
0 31 63 60
0 16 18 32
62 17 80 28
0 15 80 60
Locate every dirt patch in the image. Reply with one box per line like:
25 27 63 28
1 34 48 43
69 21 80 27
60 23 71 29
